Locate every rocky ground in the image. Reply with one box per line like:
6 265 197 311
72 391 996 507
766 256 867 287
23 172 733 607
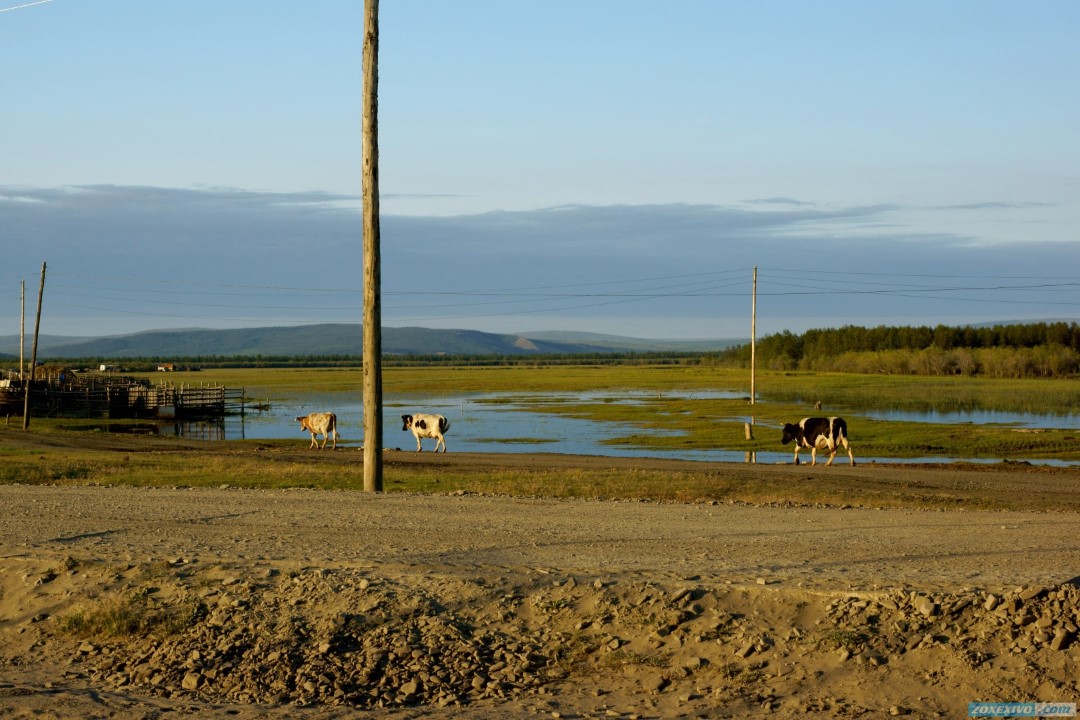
2 452 1080 718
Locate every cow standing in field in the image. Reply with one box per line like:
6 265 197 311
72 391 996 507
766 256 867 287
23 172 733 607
295 412 339 450
401 413 450 453
781 416 855 466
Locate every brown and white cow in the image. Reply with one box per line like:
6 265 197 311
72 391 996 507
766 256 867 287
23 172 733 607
780 416 854 466
401 413 450 453
295 412 339 450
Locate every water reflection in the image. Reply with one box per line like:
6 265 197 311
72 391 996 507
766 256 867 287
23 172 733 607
148 389 1078 465
866 408 1080 429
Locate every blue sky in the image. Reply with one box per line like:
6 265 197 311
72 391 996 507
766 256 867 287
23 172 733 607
2 0 1078 340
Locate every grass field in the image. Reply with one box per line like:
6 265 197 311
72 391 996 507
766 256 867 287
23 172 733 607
132 364 1080 412
4 365 1078 511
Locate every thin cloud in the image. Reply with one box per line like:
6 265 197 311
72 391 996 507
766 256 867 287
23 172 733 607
0 0 52 13
745 197 818 207
2 184 1077 337
933 201 1055 211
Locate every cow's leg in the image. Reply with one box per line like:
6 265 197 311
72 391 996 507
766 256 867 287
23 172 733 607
309 434 318 449
319 433 328 450
841 436 855 465
809 446 818 465
330 429 338 450
435 435 446 452
416 436 423 452
825 449 836 466
793 447 801 465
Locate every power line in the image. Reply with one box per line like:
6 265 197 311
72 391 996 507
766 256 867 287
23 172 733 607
11 266 1080 329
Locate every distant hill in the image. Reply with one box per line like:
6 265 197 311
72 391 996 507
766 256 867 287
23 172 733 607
0 334 96 359
520 330 738 353
0 325 741 359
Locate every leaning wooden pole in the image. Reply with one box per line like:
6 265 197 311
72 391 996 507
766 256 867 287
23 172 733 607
361 0 383 492
22 262 46 430
19 279 25 381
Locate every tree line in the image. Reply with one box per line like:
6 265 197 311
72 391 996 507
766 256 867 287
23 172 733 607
718 322 1080 377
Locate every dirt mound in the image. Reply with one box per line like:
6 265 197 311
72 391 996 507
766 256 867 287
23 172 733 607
4 475 1080 719
5 552 1078 718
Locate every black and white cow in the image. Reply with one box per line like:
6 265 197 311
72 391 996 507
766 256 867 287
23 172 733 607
780 416 855 466
401 413 450 453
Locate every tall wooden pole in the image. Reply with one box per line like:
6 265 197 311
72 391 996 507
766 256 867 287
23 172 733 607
750 266 757 406
19 279 25 381
362 0 383 492
22 262 45 430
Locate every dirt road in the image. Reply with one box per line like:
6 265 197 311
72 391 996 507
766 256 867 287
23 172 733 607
2 450 1079 718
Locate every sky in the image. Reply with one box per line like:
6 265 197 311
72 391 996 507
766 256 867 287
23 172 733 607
1 0 1078 341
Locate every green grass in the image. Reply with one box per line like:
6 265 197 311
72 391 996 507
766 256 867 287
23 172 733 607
135 364 1080 414
756 371 1080 414
3 430 1079 511
6 365 1080 512
508 393 1080 461
130 365 755 397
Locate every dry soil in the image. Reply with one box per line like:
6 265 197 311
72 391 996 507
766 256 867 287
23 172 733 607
2 437 1079 719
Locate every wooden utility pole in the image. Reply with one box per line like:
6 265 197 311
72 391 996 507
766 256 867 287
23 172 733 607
750 265 757 406
744 266 757 456
22 262 45 430
361 0 383 492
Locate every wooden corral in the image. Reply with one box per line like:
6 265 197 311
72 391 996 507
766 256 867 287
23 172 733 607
0 370 244 420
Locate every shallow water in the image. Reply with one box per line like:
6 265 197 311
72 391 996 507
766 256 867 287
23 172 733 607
865 408 1080 429
149 389 1079 466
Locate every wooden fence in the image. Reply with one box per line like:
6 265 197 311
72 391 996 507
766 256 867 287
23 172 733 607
1 375 246 420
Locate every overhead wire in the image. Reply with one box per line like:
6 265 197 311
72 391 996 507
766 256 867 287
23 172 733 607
9 266 1080 329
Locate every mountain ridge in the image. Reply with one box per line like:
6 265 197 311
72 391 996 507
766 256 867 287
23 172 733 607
0 324 741 359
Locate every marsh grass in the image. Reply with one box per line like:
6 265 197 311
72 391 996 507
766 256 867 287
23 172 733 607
140 366 1080 413
134 365 754 398
756 372 1080 415
3 433 1078 510
126 366 1080 460
512 394 1080 461
6 366 1080 511
0 441 361 490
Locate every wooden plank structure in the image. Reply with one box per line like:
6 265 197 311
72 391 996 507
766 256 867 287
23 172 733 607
0 372 245 420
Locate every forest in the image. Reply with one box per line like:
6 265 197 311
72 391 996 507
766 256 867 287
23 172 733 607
719 321 1080 377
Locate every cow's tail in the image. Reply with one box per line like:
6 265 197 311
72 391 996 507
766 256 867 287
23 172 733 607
439 416 451 434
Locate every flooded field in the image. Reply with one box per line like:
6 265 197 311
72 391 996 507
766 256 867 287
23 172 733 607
148 389 1080 465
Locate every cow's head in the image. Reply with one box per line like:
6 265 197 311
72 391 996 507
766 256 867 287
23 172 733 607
780 423 800 445
295 416 309 432
401 414 413 431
